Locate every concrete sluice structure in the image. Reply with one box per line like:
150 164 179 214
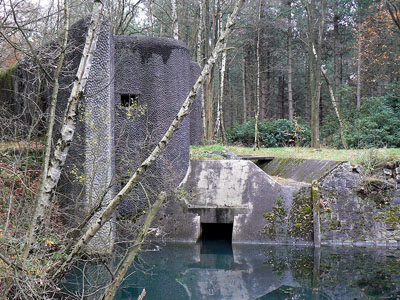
3 19 400 253
155 156 400 248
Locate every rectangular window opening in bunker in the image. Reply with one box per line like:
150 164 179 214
121 93 140 108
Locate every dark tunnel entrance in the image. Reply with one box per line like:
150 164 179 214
200 223 233 255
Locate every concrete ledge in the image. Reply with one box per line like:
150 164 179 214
261 157 343 183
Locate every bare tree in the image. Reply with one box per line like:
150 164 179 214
305 0 326 149
254 0 262 150
287 0 294 121
52 0 246 283
356 0 362 108
386 0 400 32
171 0 179 38
24 0 104 255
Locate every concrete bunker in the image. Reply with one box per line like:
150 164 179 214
1 19 202 253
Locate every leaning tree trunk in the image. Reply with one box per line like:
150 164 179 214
52 0 246 281
321 65 348 149
23 0 70 259
25 0 104 253
312 40 348 150
99 192 166 300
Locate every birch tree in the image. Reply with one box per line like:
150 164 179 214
305 0 326 149
171 0 179 39
52 0 246 282
214 8 227 143
24 0 104 253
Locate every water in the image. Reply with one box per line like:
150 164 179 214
64 241 400 299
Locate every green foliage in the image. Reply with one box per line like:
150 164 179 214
355 149 386 176
263 198 286 239
322 84 400 149
227 119 311 147
190 144 226 160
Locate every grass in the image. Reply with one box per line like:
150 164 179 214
190 144 226 160
190 144 400 163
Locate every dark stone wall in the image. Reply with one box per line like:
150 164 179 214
113 36 192 213
2 19 201 248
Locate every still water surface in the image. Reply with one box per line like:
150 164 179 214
65 240 400 299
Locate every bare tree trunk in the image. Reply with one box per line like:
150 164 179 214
305 0 326 149
386 0 400 32
23 0 70 257
214 13 227 143
148 0 155 37
254 0 262 150
279 76 285 119
52 0 246 281
356 2 362 108
242 52 247 123
197 0 207 143
287 0 294 121
203 0 214 142
171 0 179 39
24 0 104 253
321 64 348 149
100 192 167 300
333 13 341 103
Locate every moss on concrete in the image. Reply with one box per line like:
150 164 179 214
263 198 286 239
288 187 313 240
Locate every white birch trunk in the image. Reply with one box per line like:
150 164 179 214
26 0 104 252
52 0 246 281
23 0 70 257
242 53 247 123
172 0 179 39
321 65 348 149
214 10 227 143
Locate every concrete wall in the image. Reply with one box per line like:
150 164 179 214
154 160 312 245
261 157 400 247
261 157 342 183
319 162 400 247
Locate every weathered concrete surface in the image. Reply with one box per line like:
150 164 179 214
319 162 400 246
154 160 311 244
261 157 343 183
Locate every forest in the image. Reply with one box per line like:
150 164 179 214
1 0 400 149
0 0 400 299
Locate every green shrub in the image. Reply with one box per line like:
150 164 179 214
321 84 400 149
227 119 311 147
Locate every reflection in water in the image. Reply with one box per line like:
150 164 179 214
64 242 400 300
